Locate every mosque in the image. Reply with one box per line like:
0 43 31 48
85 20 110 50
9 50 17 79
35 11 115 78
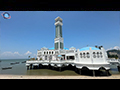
37 16 108 63
28 16 110 75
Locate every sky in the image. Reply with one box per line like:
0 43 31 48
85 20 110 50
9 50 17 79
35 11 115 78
0 11 120 59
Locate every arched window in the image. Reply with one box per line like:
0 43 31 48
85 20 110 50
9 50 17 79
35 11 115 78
97 52 99 58
93 52 96 58
47 52 48 54
44 52 45 54
100 52 102 58
83 52 85 58
52 51 53 54
80 53 82 58
87 52 90 58
49 51 51 54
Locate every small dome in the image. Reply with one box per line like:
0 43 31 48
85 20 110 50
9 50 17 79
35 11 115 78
69 46 76 50
64 47 69 50
49 47 54 50
80 46 100 51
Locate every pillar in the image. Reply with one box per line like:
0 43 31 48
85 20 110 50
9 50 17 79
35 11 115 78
78 69 82 75
93 70 95 76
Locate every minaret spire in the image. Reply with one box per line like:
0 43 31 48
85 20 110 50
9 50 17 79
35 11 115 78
54 16 64 50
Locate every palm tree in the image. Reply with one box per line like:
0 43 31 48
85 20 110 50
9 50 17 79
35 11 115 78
95 45 98 48
28 56 30 60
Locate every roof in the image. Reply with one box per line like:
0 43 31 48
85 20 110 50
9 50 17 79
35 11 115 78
79 46 100 51
55 16 63 21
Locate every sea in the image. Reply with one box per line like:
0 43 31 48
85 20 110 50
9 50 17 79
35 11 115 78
0 59 120 76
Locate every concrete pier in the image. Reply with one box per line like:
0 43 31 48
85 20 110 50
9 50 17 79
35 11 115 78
26 60 111 76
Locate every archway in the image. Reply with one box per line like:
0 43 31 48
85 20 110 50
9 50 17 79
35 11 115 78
81 66 91 76
98 67 111 76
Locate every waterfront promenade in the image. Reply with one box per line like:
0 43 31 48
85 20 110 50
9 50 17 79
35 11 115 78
0 74 120 79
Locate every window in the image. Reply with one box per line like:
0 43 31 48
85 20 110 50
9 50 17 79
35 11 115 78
80 53 82 55
83 52 85 58
87 52 90 58
56 25 58 38
60 25 62 37
49 51 51 54
93 52 96 58
60 42 63 49
100 52 102 58
52 51 53 54
55 42 58 50
93 55 96 58
47 52 48 54
49 55 52 60
55 51 58 54
44 52 45 54
97 52 99 58
45 56 47 60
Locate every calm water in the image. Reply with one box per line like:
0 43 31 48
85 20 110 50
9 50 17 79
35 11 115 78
0 59 120 76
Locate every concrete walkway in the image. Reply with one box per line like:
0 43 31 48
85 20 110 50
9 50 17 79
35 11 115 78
0 74 120 79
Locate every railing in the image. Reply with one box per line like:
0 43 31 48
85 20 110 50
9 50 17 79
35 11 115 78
66 50 74 53
60 50 65 53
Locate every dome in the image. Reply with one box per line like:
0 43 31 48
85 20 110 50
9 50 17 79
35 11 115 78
69 46 76 50
49 47 54 50
79 46 100 51
64 47 69 50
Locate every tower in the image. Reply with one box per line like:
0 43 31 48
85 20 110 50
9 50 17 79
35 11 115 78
54 16 64 50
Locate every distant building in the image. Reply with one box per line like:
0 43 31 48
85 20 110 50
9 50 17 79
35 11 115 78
109 52 117 55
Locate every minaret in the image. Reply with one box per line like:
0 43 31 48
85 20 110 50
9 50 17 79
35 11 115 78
54 16 64 50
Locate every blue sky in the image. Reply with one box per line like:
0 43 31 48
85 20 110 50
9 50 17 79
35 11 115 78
0 11 120 59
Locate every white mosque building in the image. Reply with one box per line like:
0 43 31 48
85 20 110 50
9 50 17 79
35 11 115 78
37 16 108 63
26 16 110 76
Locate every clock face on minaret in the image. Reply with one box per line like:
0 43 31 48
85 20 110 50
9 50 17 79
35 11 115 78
54 16 64 50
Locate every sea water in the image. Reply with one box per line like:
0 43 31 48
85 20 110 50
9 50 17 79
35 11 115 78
0 59 120 76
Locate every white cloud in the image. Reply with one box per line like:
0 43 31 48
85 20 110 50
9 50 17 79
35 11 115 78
106 46 120 51
113 46 120 50
1 51 36 59
24 51 32 55
1 51 14 56
14 52 19 54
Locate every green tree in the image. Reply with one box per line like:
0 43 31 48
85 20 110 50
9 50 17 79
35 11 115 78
28 56 30 59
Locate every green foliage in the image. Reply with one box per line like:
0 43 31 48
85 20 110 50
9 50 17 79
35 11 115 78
108 54 118 59
28 56 30 59
40 58 42 60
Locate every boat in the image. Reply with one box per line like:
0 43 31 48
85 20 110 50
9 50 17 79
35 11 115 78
2 66 12 70
10 62 19 65
22 61 26 63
